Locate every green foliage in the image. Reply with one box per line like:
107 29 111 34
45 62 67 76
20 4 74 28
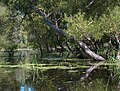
0 0 30 49
0 0 120 52
64 5 120 40
64 13 91 39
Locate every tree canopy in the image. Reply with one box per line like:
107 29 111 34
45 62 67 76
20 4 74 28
0 0 120 60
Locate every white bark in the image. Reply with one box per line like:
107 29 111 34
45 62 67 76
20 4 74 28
115 34 120 60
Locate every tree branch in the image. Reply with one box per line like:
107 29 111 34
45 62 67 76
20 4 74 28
31 6 106 61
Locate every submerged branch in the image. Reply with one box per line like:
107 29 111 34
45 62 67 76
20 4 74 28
31 6 106 61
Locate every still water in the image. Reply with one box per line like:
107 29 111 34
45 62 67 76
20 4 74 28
0 51 119 91
0 66 119 91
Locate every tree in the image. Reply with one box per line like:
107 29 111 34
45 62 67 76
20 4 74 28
0 0 120 60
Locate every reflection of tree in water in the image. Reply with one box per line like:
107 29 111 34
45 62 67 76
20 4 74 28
24 69 118 91
0 68 35 91
15 68 35 91
24 69 84 91
0 68 20 91
0 68 118 91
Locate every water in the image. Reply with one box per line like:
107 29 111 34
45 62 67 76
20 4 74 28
0 66 118 91
0 51 119 91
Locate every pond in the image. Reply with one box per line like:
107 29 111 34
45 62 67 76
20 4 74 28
0 51 120 91
0 63 119 91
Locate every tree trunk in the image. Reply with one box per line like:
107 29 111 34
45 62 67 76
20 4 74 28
31 6 105 61
77 41 105 60
115 34 120 60
117 50 120 60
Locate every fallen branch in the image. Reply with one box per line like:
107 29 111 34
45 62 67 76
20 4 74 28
31 6 106 61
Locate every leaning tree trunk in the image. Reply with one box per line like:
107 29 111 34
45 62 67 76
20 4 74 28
117 50 120 61
31 6 105 61
115 34 120 61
